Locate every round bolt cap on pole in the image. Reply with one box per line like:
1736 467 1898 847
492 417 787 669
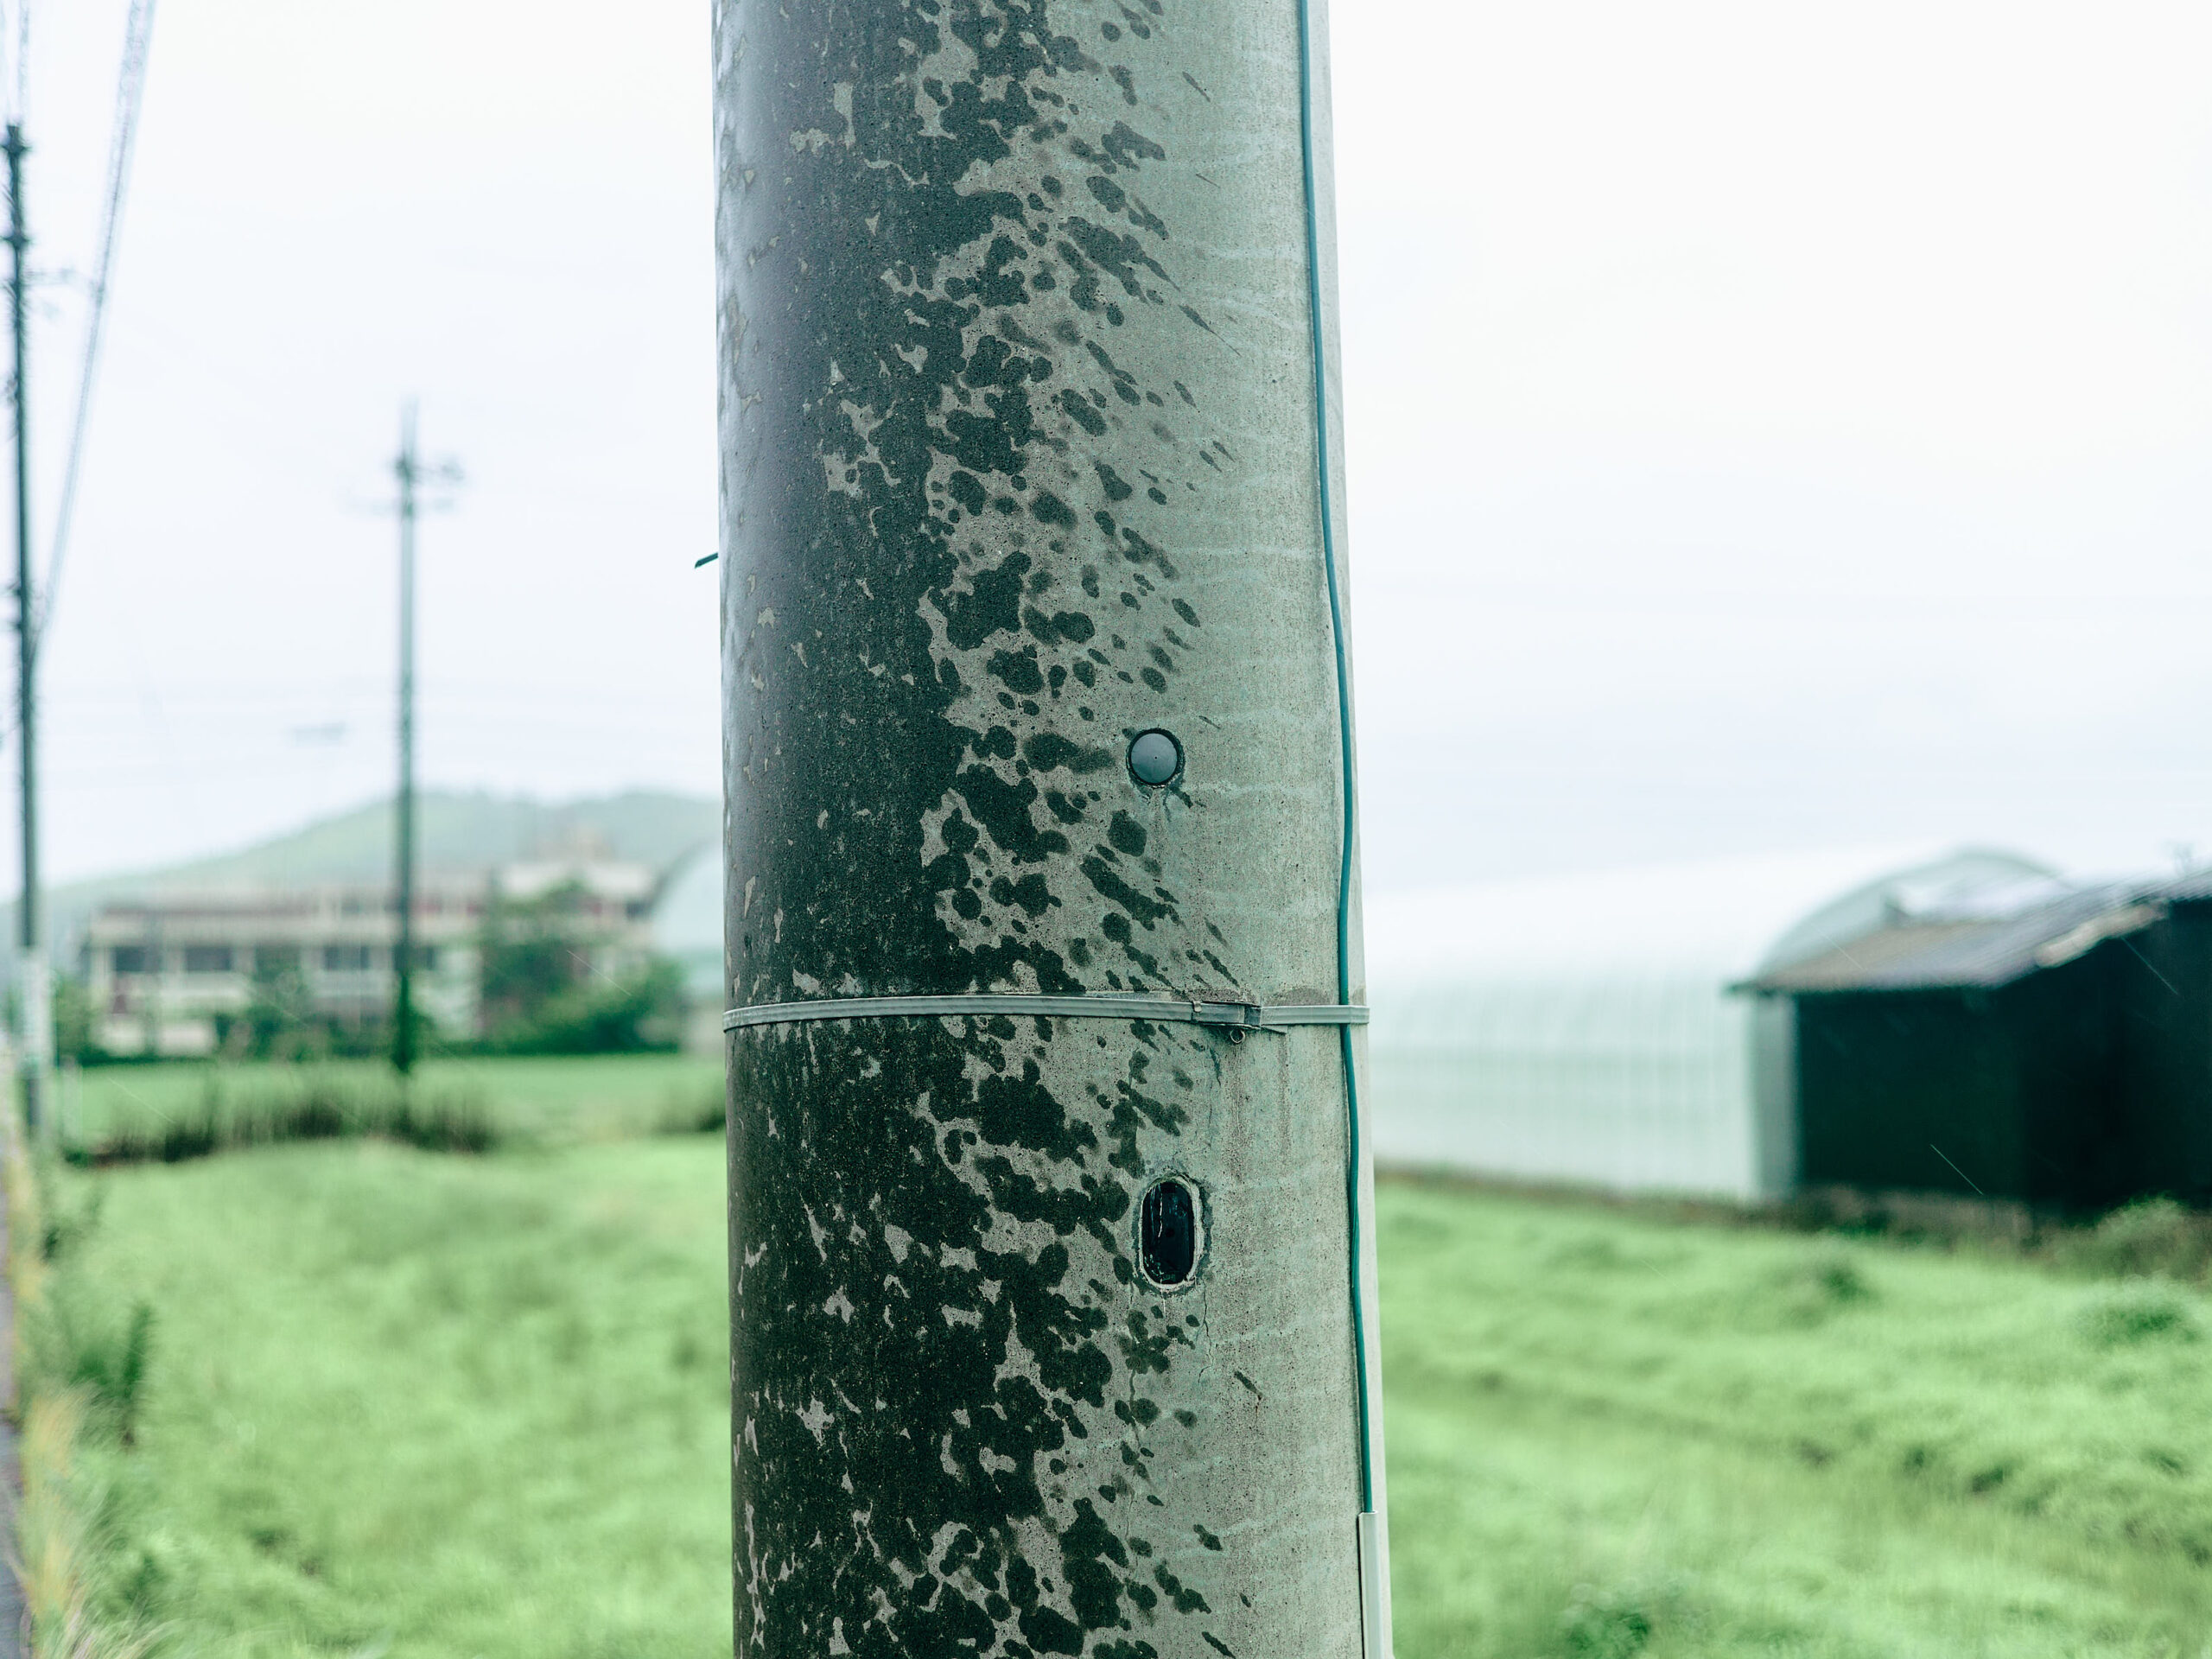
1128 729 1182 788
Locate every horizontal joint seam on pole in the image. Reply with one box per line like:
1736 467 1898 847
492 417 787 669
722 994 1370 1033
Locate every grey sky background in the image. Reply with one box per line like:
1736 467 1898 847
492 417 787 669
22 0 2212 894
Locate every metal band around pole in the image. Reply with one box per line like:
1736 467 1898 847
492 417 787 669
724 994 1370 1034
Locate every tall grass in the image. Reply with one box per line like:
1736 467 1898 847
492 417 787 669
66 1071 497 1167
1391 1166 2212 1291
5 1110 159 1657
13 1389 156 1659
70 1055 724 1158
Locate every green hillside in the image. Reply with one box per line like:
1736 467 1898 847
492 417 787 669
126 790 720 887
41 789 719 948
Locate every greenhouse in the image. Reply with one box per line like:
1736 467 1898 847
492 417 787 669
650 842 728 1052
1362 845 2055 1199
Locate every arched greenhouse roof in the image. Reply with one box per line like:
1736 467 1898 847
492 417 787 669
1365 844 2056 987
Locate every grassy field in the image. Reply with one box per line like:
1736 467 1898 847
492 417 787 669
58 1138 733 1657
1380 1180 2212 1658
39 1062 2212 1656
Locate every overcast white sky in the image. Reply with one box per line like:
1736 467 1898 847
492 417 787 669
21 0 2212 893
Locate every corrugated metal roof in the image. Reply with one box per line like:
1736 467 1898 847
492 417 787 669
2158 868 2212 904
1736 883 2164 995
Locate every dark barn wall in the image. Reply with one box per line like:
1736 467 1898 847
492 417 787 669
2115 905 2212 1206
1792 925 2212 1211
2002 953 2125 1210
1796 992 2025 1199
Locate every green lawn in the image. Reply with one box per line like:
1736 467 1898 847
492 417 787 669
48 1108 2212 1656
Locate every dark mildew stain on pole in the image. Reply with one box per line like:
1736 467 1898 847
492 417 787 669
715 0 1383 1654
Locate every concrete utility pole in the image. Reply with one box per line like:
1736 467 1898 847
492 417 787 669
6 122 43 1133
392 405 419 1077
390 412 459 1077
715 0 1390 1654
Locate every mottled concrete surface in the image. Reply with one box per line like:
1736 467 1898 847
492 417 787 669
716 0 1373 1652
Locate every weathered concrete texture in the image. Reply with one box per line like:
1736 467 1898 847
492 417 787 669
715 0 1372 1653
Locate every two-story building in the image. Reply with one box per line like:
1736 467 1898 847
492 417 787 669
83 860 656 1058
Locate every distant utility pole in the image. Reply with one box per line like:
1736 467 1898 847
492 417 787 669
389 405 457 1078
6 121 43 1134
392 406 419 1077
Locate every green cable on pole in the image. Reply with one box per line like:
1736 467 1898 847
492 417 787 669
1293 0 1377 1519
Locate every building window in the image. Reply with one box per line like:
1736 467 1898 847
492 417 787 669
182 945 235 975
415 944 440 972
255 944 302 975
323 944 374 972
111 944 151 976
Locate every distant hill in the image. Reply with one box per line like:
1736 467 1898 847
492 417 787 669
36 790 720 957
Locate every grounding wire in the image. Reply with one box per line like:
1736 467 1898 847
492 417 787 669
1294 0 1377 1519
37 0 156 652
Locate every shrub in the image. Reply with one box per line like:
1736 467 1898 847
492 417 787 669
1758 1244 1878 1327
26 1282 156 1446
477 878 686 1054
1802 1247 1874 1306
2063 1198 2212 1282
657 1084 726 1137
1559 1576 1692 1658
481 959 687 1057
2076 1279 2200 1348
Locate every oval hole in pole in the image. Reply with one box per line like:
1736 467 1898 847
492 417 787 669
1139 1176 1202 1287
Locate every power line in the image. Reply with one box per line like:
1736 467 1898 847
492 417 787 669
10 1 24 126
36 0 156 648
